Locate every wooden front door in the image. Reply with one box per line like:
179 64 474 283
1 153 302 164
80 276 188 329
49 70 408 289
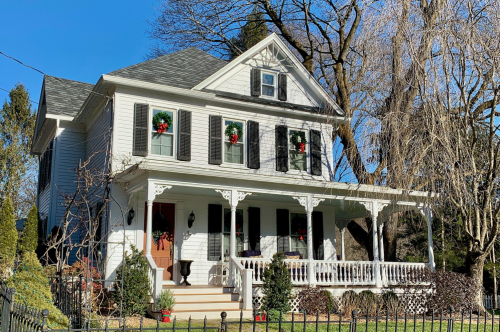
144 202 175 280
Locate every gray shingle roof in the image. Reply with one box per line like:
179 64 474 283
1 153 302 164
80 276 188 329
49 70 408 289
44 75 95 117
107 47 227 89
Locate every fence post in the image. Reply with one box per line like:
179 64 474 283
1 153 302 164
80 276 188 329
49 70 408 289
41 309 50 331
221 311 227 332
8 288 16 332
351 310 358 332
448 306 454 332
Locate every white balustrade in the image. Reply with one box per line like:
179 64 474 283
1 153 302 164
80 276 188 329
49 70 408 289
230 257 253 309
380 262 427 285
314 261 376 285
146 255 164 309
238 258 271 283
286 259 309 284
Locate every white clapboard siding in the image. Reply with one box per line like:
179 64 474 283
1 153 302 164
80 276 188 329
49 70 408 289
112 87 334 180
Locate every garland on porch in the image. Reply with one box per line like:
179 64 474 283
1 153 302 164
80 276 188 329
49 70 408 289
291 131 307 153
153 112 173 133
225 123 243 144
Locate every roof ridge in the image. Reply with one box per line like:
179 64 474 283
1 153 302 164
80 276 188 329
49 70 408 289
44 75 94 87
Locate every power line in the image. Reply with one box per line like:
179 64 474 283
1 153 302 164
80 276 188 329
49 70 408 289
0 87 39 104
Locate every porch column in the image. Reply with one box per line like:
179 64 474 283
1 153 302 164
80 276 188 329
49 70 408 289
230 206 237 257
340 228 345 261
293 195 325 286
419 205 435 271
379 223 384 262
146 182 172 257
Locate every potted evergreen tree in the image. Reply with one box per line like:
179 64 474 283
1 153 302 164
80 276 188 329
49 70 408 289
157 289 176 322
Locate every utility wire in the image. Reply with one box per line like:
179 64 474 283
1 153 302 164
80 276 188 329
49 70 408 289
0 87 39 104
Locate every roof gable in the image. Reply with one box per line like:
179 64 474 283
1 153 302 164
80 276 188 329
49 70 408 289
44 75 94 117
194 33 344 116
107 48 227 89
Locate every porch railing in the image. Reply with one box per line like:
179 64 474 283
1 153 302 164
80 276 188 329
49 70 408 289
229 257 252 310
236 258 427 287
146 255 164 308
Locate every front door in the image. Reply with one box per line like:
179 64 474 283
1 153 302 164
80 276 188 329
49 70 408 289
144 202 175 280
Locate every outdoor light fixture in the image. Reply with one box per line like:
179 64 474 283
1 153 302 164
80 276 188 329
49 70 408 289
127 208 135 225
188 210 195 228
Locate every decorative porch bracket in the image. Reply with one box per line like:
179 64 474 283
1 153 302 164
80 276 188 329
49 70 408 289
417 204 436 271
359 200 389 287
293 195 324 286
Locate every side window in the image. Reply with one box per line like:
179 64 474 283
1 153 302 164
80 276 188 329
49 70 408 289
224 120 244 164
289 130 307 171
151 109 175 157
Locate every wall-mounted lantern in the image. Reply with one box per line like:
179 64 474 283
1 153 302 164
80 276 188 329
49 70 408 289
188 210 195 228
127 208 135 225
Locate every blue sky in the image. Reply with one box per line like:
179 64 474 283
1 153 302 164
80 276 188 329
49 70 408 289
0 0 158 106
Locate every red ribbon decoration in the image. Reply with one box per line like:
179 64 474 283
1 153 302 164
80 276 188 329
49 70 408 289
231 134 239 144
298 228 306 240
236 223 240 236
157 123 168 133
157 232 168 250
298 142 305 153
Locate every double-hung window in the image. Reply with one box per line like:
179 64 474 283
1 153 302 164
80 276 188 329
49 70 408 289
223 208 244 258
151 109 174 157
224 120 244 164
289 130 307 171
261 72 277 97
290 213 308 259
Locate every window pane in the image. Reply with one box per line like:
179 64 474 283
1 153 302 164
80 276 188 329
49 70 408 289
262 73 275 85
224 142 243 164
290 150 306 171
262 85 274 97
153 109 173 133
151 133 173 156
291 213 308 259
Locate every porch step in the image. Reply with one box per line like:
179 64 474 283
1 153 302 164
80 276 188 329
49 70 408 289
175 301 242 311
175 293 240 302
171 309 253 320
163 285 236 294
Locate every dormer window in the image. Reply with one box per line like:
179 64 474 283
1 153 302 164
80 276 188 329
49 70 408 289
261 72 277 97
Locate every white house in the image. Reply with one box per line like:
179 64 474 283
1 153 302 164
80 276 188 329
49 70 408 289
31 34 435 318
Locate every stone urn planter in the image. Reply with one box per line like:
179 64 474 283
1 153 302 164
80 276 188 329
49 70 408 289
179 260 193 286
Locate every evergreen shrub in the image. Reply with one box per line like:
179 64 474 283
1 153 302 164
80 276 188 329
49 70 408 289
261 253 293 314
113 245 150 316
6 251 68 328
18 205 38 254
157 289 175 311
0 197 18 274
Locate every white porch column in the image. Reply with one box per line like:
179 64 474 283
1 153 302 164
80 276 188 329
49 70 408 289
293 195 325 286
146 182 172 257
340 228 346 261
419 205 435 271
379 223 385 262
230 206 237 257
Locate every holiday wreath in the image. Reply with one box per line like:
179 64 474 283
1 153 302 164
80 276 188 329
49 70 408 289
225 123 243 144
291 131 307 153
153 112 173 133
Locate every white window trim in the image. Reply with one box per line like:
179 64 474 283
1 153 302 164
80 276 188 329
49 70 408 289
149 107 177 159
288 128 309 173
223 118 246 166
261 70 278 99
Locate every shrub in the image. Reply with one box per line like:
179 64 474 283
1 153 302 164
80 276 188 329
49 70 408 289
359 290 380 315
427 269 480 312
382 291 399 315
297 286 331 314
340 290 360 316
267 309 281 321
261 253 293 313
112 245 150 316
0 197 18 275
321 289 336 313
6 251 68 328
18 205 38 254
157 289 176 311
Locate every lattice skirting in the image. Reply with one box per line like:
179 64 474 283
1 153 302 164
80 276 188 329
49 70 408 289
252 288 303 312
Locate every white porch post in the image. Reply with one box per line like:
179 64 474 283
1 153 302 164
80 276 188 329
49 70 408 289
379 223 385 262
230 205 237 257
419 205 435 271
146 200 153 256
340 228 346 261
293 196 324 286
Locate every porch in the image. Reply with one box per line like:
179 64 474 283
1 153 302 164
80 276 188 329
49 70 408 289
117 173 435 312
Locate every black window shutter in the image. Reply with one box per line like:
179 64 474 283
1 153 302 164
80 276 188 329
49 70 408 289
47 140 53 186
276 209 290 253
278 73 287 101
247 121 260 169
248 207 261 251
275 125 288 172
312 211 324 260
251 68 261 97
208 204 222 261
209 115 222 165
133 103 149 157
310 129 322 176
177 110 192 161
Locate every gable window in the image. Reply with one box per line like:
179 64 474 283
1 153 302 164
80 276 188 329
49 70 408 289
289 130 307 171
290 213 308 259
151 109 174 157
224 120 244 164
261 72 277 97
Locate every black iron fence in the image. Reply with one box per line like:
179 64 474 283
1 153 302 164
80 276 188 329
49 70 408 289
48 273 84 328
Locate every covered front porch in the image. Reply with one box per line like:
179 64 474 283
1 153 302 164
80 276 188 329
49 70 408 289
119 172 435 311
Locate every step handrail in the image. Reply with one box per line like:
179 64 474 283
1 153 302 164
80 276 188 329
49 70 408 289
230 256 252 310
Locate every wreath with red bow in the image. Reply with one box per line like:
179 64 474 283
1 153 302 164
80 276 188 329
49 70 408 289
153 112 173 133
297 228 307 240
291 131 307 153
225 123 243 144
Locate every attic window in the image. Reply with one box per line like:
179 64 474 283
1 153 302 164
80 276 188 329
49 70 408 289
261 72 277 97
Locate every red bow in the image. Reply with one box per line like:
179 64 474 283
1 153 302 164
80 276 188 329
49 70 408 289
298 228 306 240
157 123 168 133
236 223 240 236
231 134 239 144
157 232 168 250
298 142 305 153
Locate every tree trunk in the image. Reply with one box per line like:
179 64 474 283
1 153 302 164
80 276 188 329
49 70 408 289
383 212 401 261
346 218 374 260
466 250 486 309
492 248 498 309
